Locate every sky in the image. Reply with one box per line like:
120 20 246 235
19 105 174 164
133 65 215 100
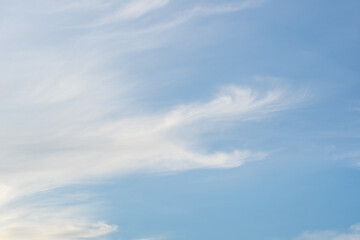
0 0 359 239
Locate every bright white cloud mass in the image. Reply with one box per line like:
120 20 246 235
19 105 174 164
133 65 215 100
1 0 346 239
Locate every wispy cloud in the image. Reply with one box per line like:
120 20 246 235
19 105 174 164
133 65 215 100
334 151 360 167
0 206 116 240
96 0 170 25
0 82 303 205
0 0 284 207
89 0 268 39
0 0 304 239
295 223 360 240
0 74 305 238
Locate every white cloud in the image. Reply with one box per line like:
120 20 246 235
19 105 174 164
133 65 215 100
0 75 304 238
0 50 304 237
295 223 360 240
351 224 360 232
97 0 170 25
334 151 360 167
93 0 267 40
0 82 299 205
0 0 302 239
0 0 302 208
0 206 116 240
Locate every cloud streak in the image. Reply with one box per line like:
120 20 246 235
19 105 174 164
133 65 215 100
0 83 303 205
0 0 304 239
88 0 268 40
0 0 285 207
0 206 116 240
96 0 170 25
295 223 360 240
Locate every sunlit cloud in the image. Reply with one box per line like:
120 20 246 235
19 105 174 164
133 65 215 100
0 0 308 239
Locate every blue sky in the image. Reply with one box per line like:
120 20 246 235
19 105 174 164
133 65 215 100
0 0 359 239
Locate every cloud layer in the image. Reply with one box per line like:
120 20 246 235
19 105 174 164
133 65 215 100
0 0 303 239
